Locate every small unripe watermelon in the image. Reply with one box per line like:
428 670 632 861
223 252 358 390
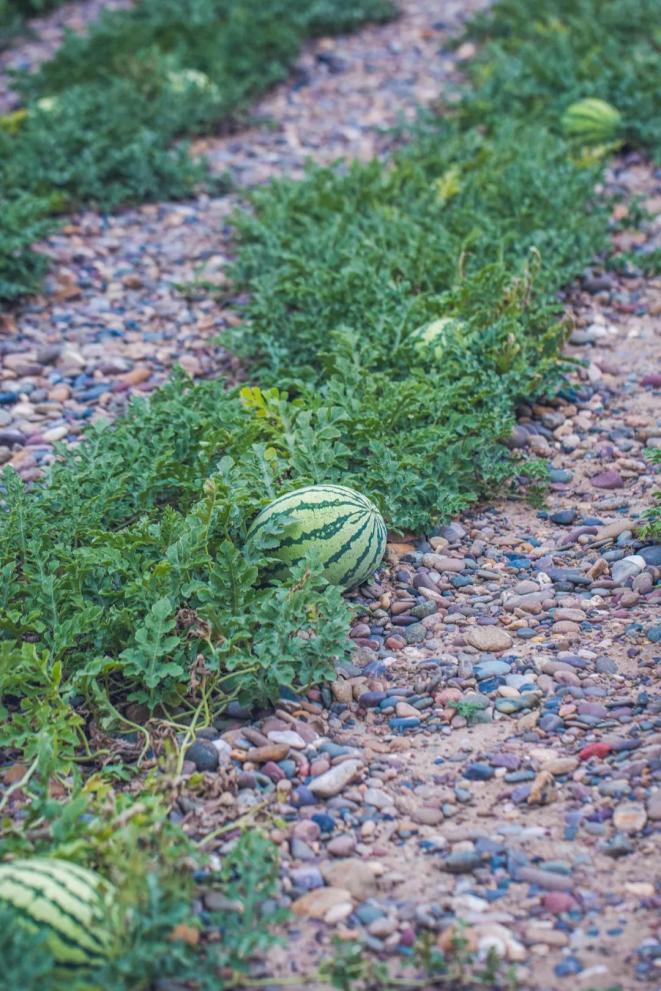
561 98 622 144
248 484 387 589
411 317 463 360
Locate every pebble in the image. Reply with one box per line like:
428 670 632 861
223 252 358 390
308 760 362 798
292 887 353 919
411 806 444 825
441 849 484 874
474 659 511 678
646 625 661 643
364 786 394 809
515 867 574 891
267 730 307 749
543 891 578 914
463 762 495 781
464 627 513 652
321 859 377 900
647 792 661 820
638 544 661 566
327 834 356 857
185 741 219 772
612 803 647 833
590 470 625 489
611 555 646 583
551 509 577 525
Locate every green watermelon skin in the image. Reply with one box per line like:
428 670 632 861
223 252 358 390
0 858 118 971
561 98 622 143
249 484 387 588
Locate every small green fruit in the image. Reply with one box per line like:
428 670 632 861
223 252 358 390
410 317 464 360
561 98 622 145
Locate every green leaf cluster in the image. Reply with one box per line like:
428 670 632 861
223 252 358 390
465 0 661 157
1 0 658 980
641 448 661 540
1 378 354 720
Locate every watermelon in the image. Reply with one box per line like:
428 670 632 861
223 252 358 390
249 484 387 588
411 317 464 360
167 68 220 99
0 858 119 973
561 98 622 144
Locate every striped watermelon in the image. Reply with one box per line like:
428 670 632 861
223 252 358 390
249 484 387 588
561 98 622 144
0 858 119 973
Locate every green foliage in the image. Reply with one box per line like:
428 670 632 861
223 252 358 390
0 0 394 300
1 0 657 981
0 907 56 991
448 699 486 724
319 930 515 990
0 376 354 723
0 641 85 772
0 191 55 300
641 449 661 540
228 128 599 531
464 0 661 158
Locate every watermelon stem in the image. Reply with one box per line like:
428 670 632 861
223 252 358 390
0 756 38 814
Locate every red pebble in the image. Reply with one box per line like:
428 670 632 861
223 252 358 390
261 761 285 783
590 470 624 490
543 892 578 914
641 373 661 387
579 742 611 761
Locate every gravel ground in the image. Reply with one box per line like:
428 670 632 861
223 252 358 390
0 3 659 988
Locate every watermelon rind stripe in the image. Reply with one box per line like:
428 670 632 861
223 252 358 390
3 900 107 966
250 486 380 522
0 876 109 955
276 510 367 550
338 515 387 587
323 515 373 569
256 484 371 512
252 499 369 531
0 865 107 925
7 860 103 902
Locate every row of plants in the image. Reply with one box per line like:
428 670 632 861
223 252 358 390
0 0 394 299
1 0 659 985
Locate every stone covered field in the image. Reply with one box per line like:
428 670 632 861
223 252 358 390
0 1 659 990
